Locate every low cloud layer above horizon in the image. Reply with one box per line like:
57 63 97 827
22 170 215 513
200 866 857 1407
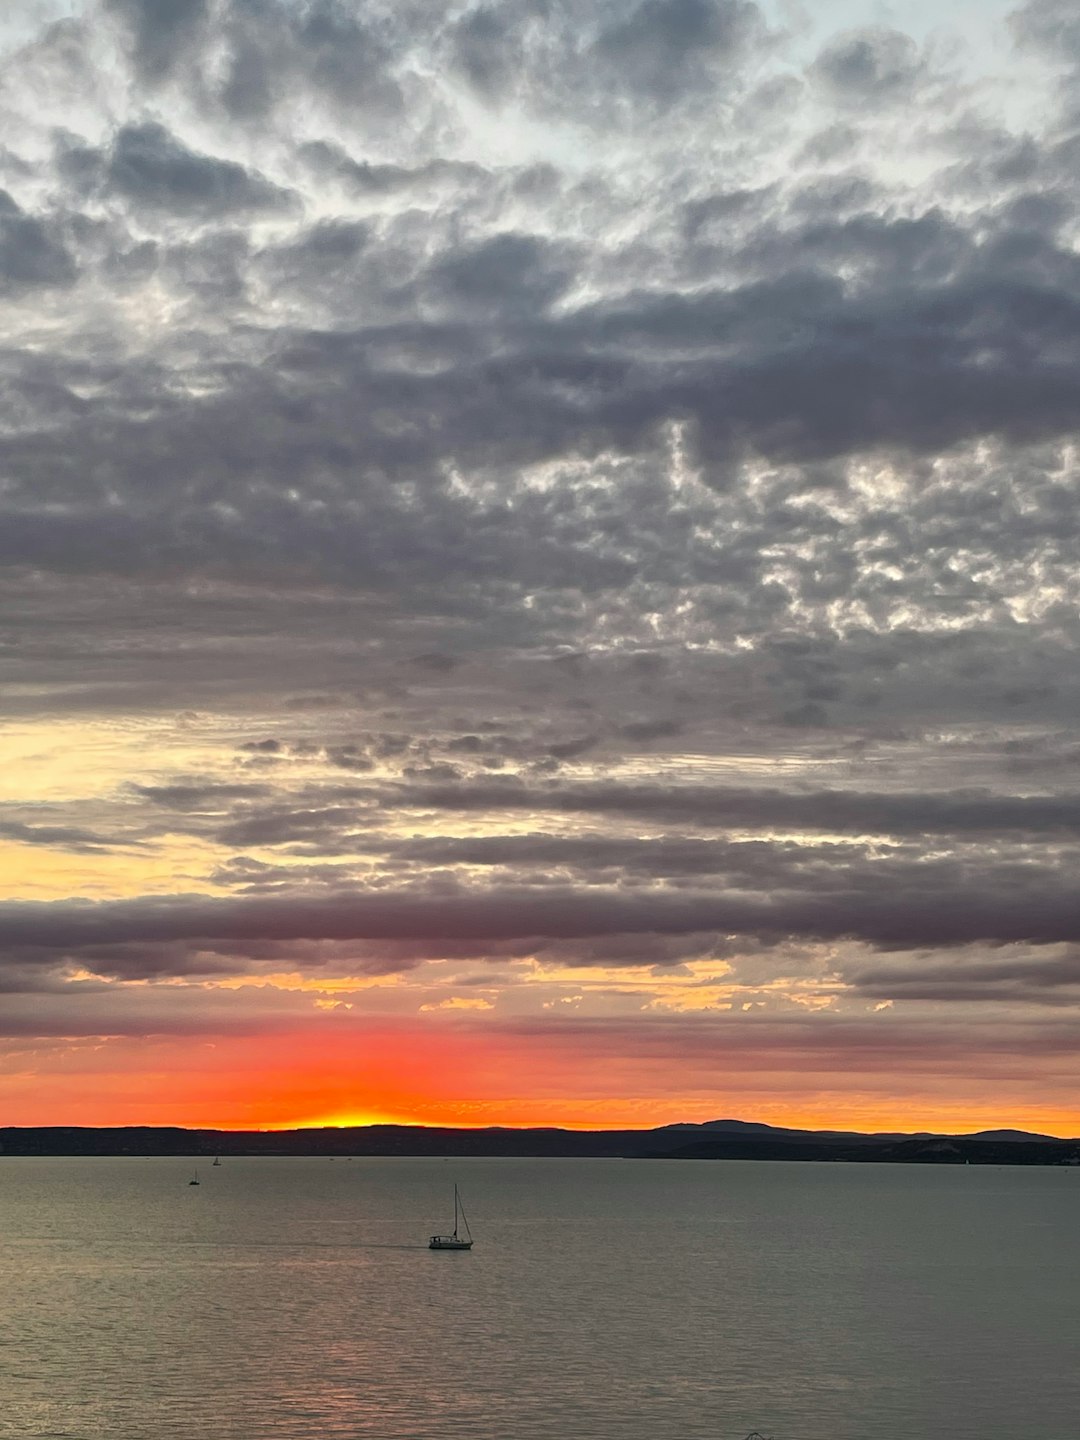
3 0 1080 1132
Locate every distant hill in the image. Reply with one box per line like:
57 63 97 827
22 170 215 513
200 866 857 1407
1 1118 1078 1165
965 1129 1058 1142
656 1118 933 1144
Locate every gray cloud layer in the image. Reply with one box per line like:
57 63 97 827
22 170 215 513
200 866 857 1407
3 0 1080 1097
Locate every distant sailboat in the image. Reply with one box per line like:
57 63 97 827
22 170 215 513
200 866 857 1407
429 1184 473 1250
188 1168 200 1186
212 1156 221 1167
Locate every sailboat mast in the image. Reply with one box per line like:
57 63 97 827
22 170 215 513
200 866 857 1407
457 1188 471 1241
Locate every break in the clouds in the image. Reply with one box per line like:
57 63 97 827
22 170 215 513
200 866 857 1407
2 0 1080 1132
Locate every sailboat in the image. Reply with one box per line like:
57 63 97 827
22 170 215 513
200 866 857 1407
212 1156 221 1167
429 1184 473 1250
188 1168 200 1186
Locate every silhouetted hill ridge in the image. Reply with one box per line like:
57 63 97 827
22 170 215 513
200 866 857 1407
1 1118 1077 1164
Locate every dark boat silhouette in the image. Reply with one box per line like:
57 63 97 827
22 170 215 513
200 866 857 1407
429 1184 472 1250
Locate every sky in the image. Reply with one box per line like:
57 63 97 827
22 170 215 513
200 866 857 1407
3 0 1080 1136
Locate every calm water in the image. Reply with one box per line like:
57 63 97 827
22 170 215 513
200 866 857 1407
1 1157 1077 1440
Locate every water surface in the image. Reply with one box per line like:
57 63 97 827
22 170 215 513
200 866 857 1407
2 1156 1076 1439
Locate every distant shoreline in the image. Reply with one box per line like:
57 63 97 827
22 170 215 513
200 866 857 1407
3 1119 1079 1165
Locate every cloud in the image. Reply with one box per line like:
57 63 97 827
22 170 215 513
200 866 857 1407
105 0 210 84
380 779 1080 838
1009 0 1080 62
59 121 294 218
0 190 75 291
133 783 274 811
4 0 1080 1123
847 946 1080 1006
446 0 768 115
808 28 922 104
0 820 129 852
103 0 409 123
4 873 1080 953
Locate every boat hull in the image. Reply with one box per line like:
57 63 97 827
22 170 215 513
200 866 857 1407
429 1237 473 1250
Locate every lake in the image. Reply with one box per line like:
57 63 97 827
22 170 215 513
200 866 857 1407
2 1156 1077 1439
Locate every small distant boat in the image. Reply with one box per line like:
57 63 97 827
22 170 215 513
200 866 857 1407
212 1156 221 1167
429 1184 473 1250
188 1168 200 1187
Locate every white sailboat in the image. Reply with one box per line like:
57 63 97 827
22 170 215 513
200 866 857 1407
429 1184 473 1250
